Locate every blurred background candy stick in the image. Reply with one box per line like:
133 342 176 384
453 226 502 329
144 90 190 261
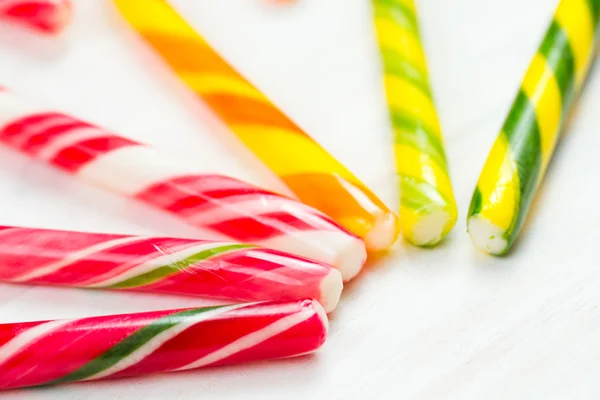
0 88 366 281
0 225 343 312
0 298 328 390
111 0 400 252
468 0 600 255
0 0 72 34
372 0 457 247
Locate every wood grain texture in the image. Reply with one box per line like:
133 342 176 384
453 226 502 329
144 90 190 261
0 0 599 398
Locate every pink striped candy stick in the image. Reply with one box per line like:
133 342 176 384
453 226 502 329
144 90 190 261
0 89 366 281
0 298 328 390
0 0 72 34
0 225 343 312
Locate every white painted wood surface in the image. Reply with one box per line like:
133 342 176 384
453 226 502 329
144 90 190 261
0 0 599 398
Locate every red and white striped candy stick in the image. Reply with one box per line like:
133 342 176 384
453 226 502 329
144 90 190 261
0 88 366 281
0 225 343 312
0 0 72 34
0 298 328 390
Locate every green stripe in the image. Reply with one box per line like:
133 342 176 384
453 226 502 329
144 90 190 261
105 244 255 289
539 21 576 109
392 111 447 167
501 91 542 242
374 1 419 33
49 306 227 385
381 48 432 98
585 0 600 27
469 187 483 216
400 176 450 211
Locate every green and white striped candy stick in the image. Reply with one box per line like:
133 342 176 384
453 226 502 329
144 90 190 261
468 0 600 254
373 0 458 246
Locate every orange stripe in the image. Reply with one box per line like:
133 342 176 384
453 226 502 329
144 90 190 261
142 34 236 76
282 173 387 237
201 94 308 138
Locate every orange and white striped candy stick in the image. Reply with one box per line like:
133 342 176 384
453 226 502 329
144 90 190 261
0 0 72 34
111 0 400 252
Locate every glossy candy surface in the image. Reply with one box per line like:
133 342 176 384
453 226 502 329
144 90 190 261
0 298 328 390
468 0 600 254
0 89 366 281
0 225 343 312
112 0 400 252
373 0 457 246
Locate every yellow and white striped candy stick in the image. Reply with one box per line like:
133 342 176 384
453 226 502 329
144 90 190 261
373 0 458 246
468 0 600 255
112 0 400 252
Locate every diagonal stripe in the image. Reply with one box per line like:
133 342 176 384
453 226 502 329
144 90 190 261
392 111 447 167
374 18 428 72
99 243 256 289
521 53 563 169
501 91 542 235
380 48 432 98
555 0 596 86
539 21 577 108
51 305 236 384
176 308 315 371
10 236 146 282
385 75 441 137
36 127 111 161
373 1 419 33
0 320 72 366
180 73 266 103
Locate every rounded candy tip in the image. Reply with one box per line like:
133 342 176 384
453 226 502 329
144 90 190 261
467 215 508 255
318 269 343 313
405 209 454 247
334 237 367 281
363 211 400 252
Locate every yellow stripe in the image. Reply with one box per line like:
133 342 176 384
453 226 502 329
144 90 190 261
386 75 441 136
114 0 197 38
395 144 454 202
521 53 563 170
181 73 267 103
555 0 596 87
232 125 358 180
475 134 520 231
374 18 428 72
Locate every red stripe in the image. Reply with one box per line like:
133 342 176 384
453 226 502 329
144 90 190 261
0 228 127 280
50 136 138 173
35 237 195 286
0 321 48 348
131 248 325 302
204 211 321 241
0 112 64 145
108 303 281 378
21 121 95 155
0 309 181 390
211 311 325 367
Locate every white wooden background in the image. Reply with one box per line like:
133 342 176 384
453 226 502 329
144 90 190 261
0 0 599 398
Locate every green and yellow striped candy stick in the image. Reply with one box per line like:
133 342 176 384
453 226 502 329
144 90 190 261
468 0 600 255
373 0 458 246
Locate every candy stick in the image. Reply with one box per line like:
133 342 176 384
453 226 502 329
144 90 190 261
0 298 328 390
0 0 72 34
468 0 600 255
0 89 366 281
111 0 400 252
372 0 457 246
0 225 343 312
